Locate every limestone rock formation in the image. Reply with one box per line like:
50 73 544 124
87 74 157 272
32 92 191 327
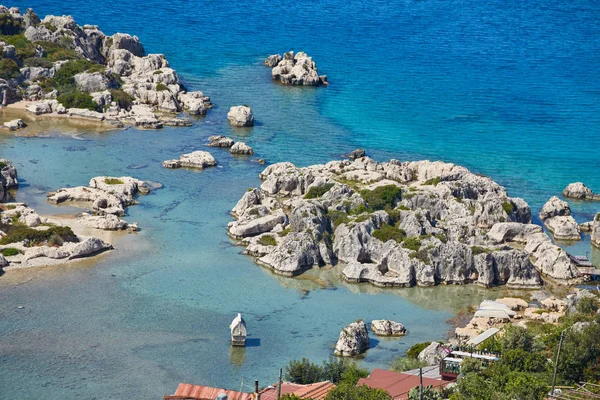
562 182 600 200
592 213 600 248
539 197 580 241
207 135 234 148
47 176 150 217
228 157 557 288
371 320 407 336
230 142 254 155
0 158 18 191
418 342 446 366
334 320 369 356
162 151 217 169
2 119 26 130
266 51 327 86
227 106 254 127
1 6 212 130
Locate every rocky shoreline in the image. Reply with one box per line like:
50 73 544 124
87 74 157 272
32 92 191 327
228 154 595 289
0 158 158 272
0 6 211 130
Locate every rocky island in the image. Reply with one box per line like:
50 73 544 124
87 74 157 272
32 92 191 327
264 51 327 86
0 6 211 129
0 161 113 270
229 155 585 288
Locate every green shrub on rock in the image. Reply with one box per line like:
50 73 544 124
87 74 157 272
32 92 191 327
104 178 124 185
304 183 334 199
402 236 422 251
1 247 20 256
156 82 169 91
0 224 77 246
406 341 431 359
258 235 277 246
23 57 53 68
359 185 402 211
0 58 20 80
0 14 23 35
372 224 406 243
57 90 98 111
109 89 133 110
502 201 514 215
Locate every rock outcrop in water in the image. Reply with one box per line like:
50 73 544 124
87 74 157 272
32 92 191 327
371 320 407 336
0 158 18 200
47 176 151 230
227 106 254 127
0 201 112 271
539 196 580 241
334 320 369 356
265 51 327 86
162 151 217 169
562 182 600 200
229 156 583 287
0 6 211 129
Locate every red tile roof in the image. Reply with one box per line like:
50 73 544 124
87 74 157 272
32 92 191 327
357 369 451 400
259 381 336 400
164 383 254 400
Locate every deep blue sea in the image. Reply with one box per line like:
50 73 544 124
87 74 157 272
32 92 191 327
0 0 599 398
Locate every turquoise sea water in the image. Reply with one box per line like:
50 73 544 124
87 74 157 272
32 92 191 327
0 0 599 398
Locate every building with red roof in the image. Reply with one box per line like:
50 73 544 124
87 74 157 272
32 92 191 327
357 368 453 400
259 381 335 400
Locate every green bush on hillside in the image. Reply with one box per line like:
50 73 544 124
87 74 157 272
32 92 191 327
359 185 402 211
0 224 77 246
23 57 53 68
304 183 335 199
57 90 98 111
0 58 20 80
372 224 406 244
402 236 422 251
0 14 23 35
406 341 431 359
109 89 133 110
1 247 20 256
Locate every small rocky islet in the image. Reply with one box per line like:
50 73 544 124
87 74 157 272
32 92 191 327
229 154 600 289
0 6 211 130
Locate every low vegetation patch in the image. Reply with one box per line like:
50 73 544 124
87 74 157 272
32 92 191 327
502 201 514 215
0 58 20 80
57 90 98 111
390 357 428 372
471 245 492 255
422 176 441 186
104 178 124 185
304 183 335 199
0 224 77 246
284 357 369 386
109 89 134 110
359 185 402 211
406 341 431 359
155 82 169 91
23 57 54 69
0 14 23 35
327 210 350 228
1 247 20 256
51 59 104 88
258 235 277 246
372 224 406 243
402 236 422 251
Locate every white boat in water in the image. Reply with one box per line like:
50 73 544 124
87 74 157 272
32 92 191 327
230 313 247 346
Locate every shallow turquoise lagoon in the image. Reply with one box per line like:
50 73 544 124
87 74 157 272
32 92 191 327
1 0 599 398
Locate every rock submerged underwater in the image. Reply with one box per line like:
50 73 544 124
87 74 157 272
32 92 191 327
229 155 585 289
